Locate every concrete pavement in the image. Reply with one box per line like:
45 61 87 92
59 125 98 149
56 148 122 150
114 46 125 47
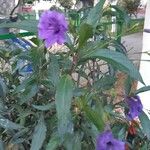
122 32 150 111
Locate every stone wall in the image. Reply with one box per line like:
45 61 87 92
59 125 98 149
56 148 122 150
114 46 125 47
0 0 15 17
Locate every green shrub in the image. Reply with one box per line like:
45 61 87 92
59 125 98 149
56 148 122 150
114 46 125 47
0 1 150 150
118 0 141 17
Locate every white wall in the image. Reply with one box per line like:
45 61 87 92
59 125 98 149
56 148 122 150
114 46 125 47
138 0 150 111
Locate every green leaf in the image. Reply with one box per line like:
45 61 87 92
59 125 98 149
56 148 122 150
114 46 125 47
32 102 55 111
0 115 23 130
20 83 38 104
0 140 5 150
135 86 150 95
0 101 7 114
80 99 104 131
48 55 60 87
139 111 150 139
73 88 87 97
11 128 29 144
87 0 106 26
0 20 38 33
29 47 45 71
78 23 93 48
15 77 38 104
46 135 61 150
84 106 104 131
66 33 73 46
60 58 73 71
15 76 34 93
0 77 6 99
93 76 116 90
109 41 127 55
55 75 74 136
64 133 81 150
112 124 127 140
31 115 47 150
17 110 34 123
124 76 132 95
72 134 81 150
104 105 114 114
141 143 149 150
110 5 130 24
80 49 143 84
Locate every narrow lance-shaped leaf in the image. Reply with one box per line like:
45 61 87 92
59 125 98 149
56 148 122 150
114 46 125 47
93 75 116 90
64 133 81 150
139 111 150 139
20 83 39 104
46 135 61 150
30 115 47 150
135 86 150 95
87 0 106 26
48 55 60 87
0 115 23 130
0 77 6 99
11 128 29 144
79 49 144 84
124 76 132 95
0 140 5 150
110 5 130 24
84 106 104 131
32 102 55 111
0 101 7 114
80 99 104 131
0 20 38 33
55 75 74 136
78 23 93 48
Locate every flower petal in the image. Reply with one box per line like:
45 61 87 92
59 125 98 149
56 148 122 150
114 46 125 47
44 37 56 48
126 95 143 120
96 131 113 150
112 139 125 150
38 10 68 47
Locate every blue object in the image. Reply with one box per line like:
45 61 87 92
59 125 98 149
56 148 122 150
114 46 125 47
5 36 34 74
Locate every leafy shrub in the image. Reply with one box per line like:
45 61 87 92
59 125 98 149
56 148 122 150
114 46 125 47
58 0 74 9
118 0 141 17
0 1 150 150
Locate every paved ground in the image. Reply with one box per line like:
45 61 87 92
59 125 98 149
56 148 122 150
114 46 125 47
122 32 143 68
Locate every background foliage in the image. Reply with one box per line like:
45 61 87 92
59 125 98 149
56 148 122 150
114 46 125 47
117 0 141 17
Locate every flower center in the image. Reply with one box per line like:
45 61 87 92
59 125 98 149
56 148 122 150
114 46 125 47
107 141 113 148
55 27 60 34
137 106 142 112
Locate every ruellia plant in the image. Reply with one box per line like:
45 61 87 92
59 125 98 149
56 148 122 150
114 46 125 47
0 0 150 150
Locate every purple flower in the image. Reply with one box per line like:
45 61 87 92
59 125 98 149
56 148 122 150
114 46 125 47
38 10 68 48
126 95 143 120
96 130 125 150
